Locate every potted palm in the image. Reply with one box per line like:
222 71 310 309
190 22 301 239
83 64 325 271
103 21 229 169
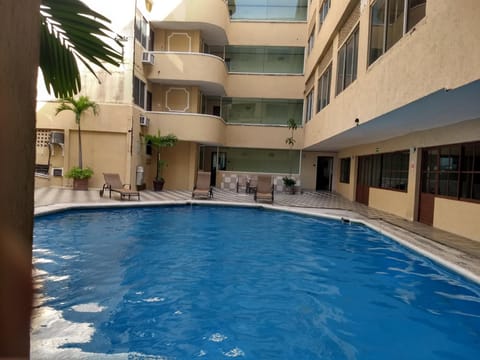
65 166 93 190
144 131 178 191
284 118 298 194
56 95 98 190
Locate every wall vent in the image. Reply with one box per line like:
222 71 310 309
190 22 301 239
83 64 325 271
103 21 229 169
52 167 64 177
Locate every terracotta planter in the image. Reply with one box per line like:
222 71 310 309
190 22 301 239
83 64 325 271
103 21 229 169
73 178 89 191
153 179 165 191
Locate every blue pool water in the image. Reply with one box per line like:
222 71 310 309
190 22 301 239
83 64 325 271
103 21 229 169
33 206 480 359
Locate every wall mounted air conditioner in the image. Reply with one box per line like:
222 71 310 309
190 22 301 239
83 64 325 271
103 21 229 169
52 167 64 177
50 131 64 145
139 115 149 127
142 51 154 65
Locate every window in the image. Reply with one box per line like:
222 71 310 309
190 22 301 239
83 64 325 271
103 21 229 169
305 89 314 123
358 150 409 191
421 142 480 201
146 91 152 111
336 27 359 94
228 0 308 21
319 0 331 27
368 0 426 65
217 147 301 174
317 65 331 113
225 46 304 74
340 158 351 183
407 0 427 31
307 27 315 55
135 14 149 49
133 76 146 108
221 98 303 125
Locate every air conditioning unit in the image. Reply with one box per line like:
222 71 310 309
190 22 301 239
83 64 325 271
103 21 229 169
139 115 149 127
50 131 64 145
52 167 64 177
142 51 154 65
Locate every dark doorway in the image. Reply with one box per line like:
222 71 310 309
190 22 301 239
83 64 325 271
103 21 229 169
356 156 370 205
316 156 333 191
210 152 226 187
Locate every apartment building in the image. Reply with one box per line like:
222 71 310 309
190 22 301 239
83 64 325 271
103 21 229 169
35 0 480 240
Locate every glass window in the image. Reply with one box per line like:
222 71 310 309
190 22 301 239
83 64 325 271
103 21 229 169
407 0 426 31
228 0 308 21
369 0 427 65
369 0 386 65
133 76 145 108
336 27 359 94
225 46 304 74
221 98 303 125
319 0 331 27
386 0 405 50
340 158 351 183
219 147 301 174
358 151 409 191
135 14 149 49
307 27 315 55
421 141 480 201
317 65 331 113
305 90 314 122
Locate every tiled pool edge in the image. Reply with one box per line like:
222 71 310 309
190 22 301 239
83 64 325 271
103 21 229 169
34 200 480 284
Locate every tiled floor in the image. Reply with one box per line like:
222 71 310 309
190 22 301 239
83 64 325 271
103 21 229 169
34 186 480 281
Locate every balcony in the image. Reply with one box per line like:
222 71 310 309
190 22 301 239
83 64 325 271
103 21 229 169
144 52 227 95
146 111 226 145
149 0 229 44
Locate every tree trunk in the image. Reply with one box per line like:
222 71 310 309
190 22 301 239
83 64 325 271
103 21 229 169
78 120 83 168
0 0 39 356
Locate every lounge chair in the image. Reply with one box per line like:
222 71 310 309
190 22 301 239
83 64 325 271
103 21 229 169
100 173 140 200
192 172 213 199
254 175 274 203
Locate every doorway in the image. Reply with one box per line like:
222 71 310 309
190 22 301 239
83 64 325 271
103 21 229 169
316 156 333 191
210 152 226 187
356 156 370 205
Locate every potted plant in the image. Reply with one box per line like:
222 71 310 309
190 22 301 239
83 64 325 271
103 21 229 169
282 176 296 194
284 118 298 194
144 131 178 191
65 166 93 190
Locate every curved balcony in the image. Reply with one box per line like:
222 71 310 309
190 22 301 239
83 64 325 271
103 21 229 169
145 52 227 95
150 0 229 44
146 111 226 145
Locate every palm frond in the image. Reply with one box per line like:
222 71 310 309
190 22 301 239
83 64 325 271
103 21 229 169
40 0 123 98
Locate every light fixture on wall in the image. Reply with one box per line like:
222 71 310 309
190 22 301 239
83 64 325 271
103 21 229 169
354 118 359 126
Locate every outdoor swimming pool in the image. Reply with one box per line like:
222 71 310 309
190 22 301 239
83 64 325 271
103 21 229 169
32 205 480 359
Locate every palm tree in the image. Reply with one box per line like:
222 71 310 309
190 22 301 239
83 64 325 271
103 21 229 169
56 96 98 169
40 0 123 97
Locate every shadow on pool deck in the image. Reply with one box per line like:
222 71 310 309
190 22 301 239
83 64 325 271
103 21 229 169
34 187 480 273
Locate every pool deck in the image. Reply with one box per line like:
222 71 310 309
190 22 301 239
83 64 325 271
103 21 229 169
34 187 480 283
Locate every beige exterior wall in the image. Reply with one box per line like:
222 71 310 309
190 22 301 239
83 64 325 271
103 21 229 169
434 198 480 242
335 119 480 227
369 188 410 219
35 103 133 189
305 0 480 147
